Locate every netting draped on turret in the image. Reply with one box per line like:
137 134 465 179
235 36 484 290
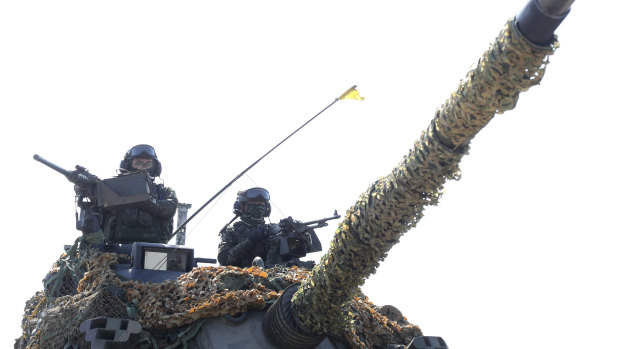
17 249 419 348
291 18 558 336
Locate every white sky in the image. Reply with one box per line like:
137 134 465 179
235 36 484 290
2 1 619 348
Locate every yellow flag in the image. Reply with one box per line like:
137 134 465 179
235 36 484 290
338 85 365 101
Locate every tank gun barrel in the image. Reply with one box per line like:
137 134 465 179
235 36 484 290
263 0 573 347
516 0 574 46
539 0 574 16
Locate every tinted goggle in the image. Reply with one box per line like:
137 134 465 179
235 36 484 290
129 145 156 159
243 187 270 201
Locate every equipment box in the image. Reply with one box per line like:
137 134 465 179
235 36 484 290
97 173 155 208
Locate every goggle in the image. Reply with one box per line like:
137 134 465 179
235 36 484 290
132 159 154 169
243 187 270 201
128 145 157 159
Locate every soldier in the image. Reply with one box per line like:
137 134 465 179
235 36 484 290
104 144 178 243
44 144 178 297
86 144 178 244
217 187 279 268
218 187 315 268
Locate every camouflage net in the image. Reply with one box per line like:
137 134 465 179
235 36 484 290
16 249 421 348
291 18 558 335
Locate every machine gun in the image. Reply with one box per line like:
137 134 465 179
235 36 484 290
34 154 102 233
269 210 340 260
34 154 156 234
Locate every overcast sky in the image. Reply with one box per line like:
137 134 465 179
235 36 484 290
2 1 619 348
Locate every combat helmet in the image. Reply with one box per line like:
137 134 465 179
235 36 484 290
120 144 162 177
233 187 271 221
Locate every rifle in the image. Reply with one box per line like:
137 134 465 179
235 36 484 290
270 210 341 259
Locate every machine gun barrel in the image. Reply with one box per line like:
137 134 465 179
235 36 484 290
33 154 72 177
33 153 99 186
300 210 340 230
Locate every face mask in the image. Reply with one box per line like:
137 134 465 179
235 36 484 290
246 204 267 219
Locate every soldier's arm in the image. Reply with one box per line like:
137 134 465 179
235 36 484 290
143 186 178 219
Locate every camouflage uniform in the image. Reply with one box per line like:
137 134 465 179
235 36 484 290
217 218 280 268
103 181 178 244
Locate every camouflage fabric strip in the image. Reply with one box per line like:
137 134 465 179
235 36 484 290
290 18 558 335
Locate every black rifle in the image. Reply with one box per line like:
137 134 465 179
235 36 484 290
270 210 340 259
34 154 102 233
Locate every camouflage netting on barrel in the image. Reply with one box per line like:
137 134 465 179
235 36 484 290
291 17 558 336
17 250 421 348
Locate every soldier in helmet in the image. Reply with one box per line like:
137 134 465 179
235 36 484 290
45 145 178 297
218 187 317 269
217 187 280 268
102 144 178 244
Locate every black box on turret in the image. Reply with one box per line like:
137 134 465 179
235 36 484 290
97 173 155 208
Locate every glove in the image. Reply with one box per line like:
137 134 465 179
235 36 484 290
248 226 265 243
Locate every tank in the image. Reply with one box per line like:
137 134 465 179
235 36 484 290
15 0 573 348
